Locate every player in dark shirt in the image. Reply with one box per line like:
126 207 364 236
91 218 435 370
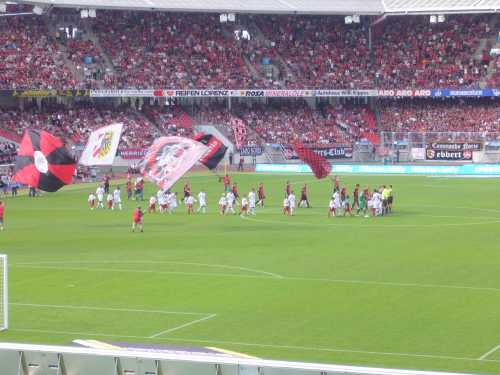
257 182 265 207
353 184 360 214
299 183 310 208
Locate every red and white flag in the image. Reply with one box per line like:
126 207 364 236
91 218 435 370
140 136 208 190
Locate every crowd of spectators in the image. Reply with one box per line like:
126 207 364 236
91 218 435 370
255 15 373 89
0 142 17 164
92 11 260 89
373 16 493 88
1 11 497 90
0 16 75 89
0 103 157 148
379 99 500 138
193 101 378 147
142 104 194 137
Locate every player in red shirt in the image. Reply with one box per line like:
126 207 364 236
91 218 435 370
257 182 265 207
134 178 144 201
132 206 144 232
299 184 310 208
340 187 347 203
231 183 240 203
126 179 132 200
183 181 191 203
353 184 360 214
223 174 231 192
0 201 4 231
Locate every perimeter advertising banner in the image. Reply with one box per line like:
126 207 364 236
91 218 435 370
117 148 147 160
284 145 352 160
425 142 482 160
3 88 500 98
239 146 264 156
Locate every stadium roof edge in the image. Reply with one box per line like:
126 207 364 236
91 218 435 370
13 0 500 15
16 0 385 15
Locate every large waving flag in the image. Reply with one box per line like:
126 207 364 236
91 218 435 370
79 123 123 166
13 130 76 192
193 133 227 170
293 141 331 179
140 136 208 190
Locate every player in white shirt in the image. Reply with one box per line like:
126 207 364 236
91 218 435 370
96 185 105 209
218 193 227 215
225 191 236 214
158 190 168 213
185 194 196 215
156 189 164 204
112 186 123 210
240 196 248 217
328 196 336 217
283 196 290 215
333 190 341 212
197 190 207 214
372 189 382 216
88 193 96 210
168 192 178 214
288 191 296 216
106 193 113 209
149 195 157 213
248 189 256 215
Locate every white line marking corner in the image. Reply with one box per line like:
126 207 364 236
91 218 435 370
478 344 500 360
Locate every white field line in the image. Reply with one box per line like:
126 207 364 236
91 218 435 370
10 264 500 293
240 215 500 228
11 328 145 339
8 327 500 364
11 265 278 281
11 302 211 316
148 314 217 339
478 344 500 360
14 260 284 279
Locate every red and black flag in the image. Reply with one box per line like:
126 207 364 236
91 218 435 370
13 130 76 192
293 141 331 179
193 133 227 170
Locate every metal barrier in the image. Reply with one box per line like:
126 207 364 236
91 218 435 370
0 342 475 375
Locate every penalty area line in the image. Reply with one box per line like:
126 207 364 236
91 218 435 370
11 302 212 316
478 344 500 360
148 313 217 338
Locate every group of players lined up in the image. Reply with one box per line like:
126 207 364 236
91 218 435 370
86 175 394 219
327 176 394 218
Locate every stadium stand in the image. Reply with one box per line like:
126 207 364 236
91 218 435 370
142 104 195 137
0 16 76 89
379 98 500 134
92 11 261 89
0 10 498 90
0 103 157 147
373 15 493 88
254 15 373 89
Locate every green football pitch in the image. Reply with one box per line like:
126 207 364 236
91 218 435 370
1 172 500 374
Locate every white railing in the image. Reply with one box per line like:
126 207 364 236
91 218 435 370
0 342 475 375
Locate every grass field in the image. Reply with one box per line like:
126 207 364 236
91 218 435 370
1 172 500 374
